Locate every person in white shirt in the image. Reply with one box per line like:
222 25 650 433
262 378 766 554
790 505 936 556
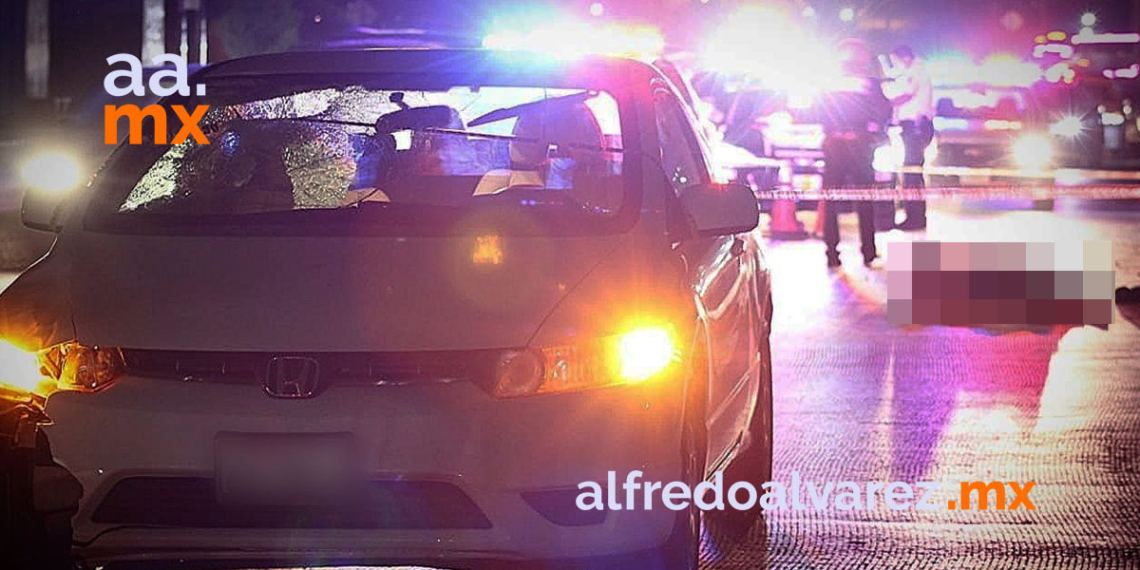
885 45 934 230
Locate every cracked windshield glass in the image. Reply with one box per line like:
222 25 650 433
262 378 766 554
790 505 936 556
107 81 625 219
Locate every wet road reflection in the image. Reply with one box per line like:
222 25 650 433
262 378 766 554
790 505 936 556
705 203 1140 569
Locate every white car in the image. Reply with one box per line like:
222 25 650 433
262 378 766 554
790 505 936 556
0 49 773 569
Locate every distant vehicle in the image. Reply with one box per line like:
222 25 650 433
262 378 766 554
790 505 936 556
1032 33 1137 161
713 80 825 192
1036 73 1120 166
1 49 772 569
928 83 1105 180
931 86 1037 173
932 78 1117 176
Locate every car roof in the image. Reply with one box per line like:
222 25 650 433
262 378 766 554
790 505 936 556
317 28 482 49
200 48 659 88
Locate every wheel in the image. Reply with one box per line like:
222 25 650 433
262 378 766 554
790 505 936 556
2 432 77 570
703 296 774 547
657 419 704 570
645 335 710 570
651 317 775 569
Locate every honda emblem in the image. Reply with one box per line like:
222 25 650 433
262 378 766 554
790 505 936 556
264 356 320 399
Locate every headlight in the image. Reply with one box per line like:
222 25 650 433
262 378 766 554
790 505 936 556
18 150 84 194
0 340 123 399
1049 116 1084 138
492 326 679 398
1012 135 1052 170
0 340 52 397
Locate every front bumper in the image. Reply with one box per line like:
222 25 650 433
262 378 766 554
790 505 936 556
41 374 686 565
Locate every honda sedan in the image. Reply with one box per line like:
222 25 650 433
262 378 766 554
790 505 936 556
0 49 773 570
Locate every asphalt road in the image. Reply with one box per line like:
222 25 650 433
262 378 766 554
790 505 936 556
705 199 1140 569
1 200 1138 569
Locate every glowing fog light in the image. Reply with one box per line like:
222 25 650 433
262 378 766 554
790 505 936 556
1049 116 1084 138
616 327 676 381
1012 135 1052 170
0 340 49 395
19 150 83 194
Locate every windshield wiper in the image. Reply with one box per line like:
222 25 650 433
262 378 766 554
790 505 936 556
467 90 597 127
422 127 622 153
249 116 623 153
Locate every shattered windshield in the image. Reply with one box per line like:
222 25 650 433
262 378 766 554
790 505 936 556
91 76 627 227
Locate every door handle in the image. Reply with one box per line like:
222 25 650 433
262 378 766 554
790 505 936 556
730 237 746 258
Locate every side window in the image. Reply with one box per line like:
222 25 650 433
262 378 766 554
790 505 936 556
654 91 709 196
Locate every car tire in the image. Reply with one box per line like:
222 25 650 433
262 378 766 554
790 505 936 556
643 337 709 570
657 420 704 570
2 433 77 570
703 306 774 549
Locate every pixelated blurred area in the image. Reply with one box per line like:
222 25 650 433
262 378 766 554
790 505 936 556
886 240 1114 325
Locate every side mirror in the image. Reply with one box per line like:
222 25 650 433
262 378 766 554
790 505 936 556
678 182 759 237
22 189 66 233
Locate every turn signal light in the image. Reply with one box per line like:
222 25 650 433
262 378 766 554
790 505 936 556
492 326 679 398
0 340 124 399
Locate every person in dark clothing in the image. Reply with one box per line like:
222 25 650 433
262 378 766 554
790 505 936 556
818 39 893 267
886 45 935 230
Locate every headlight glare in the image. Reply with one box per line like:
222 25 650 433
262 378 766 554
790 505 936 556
492 326 678 398
1012 135 1052 170
0 340 122 398
0 340 53 396
19 150 84 194
617 327 676 381
1049 116 1083 138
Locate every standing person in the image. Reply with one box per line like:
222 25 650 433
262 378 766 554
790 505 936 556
818 39 893 267
886 45 934 230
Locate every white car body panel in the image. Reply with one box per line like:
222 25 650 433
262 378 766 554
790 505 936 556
68 232 625 352
0 50 771 568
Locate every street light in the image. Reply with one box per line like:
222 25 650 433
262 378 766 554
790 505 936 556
589 2 605 17
839 7 855 22
1080 12 1096 27
802 5 817 18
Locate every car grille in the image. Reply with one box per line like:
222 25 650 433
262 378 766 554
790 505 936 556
92 476 492 529
120 349 500 386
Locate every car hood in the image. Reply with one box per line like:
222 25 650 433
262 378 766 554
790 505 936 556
66 232 625 352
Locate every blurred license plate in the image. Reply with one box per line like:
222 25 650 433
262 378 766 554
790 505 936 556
215 433 358 506
793 174 822 192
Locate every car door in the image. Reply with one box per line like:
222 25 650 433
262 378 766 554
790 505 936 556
653 85 759 472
